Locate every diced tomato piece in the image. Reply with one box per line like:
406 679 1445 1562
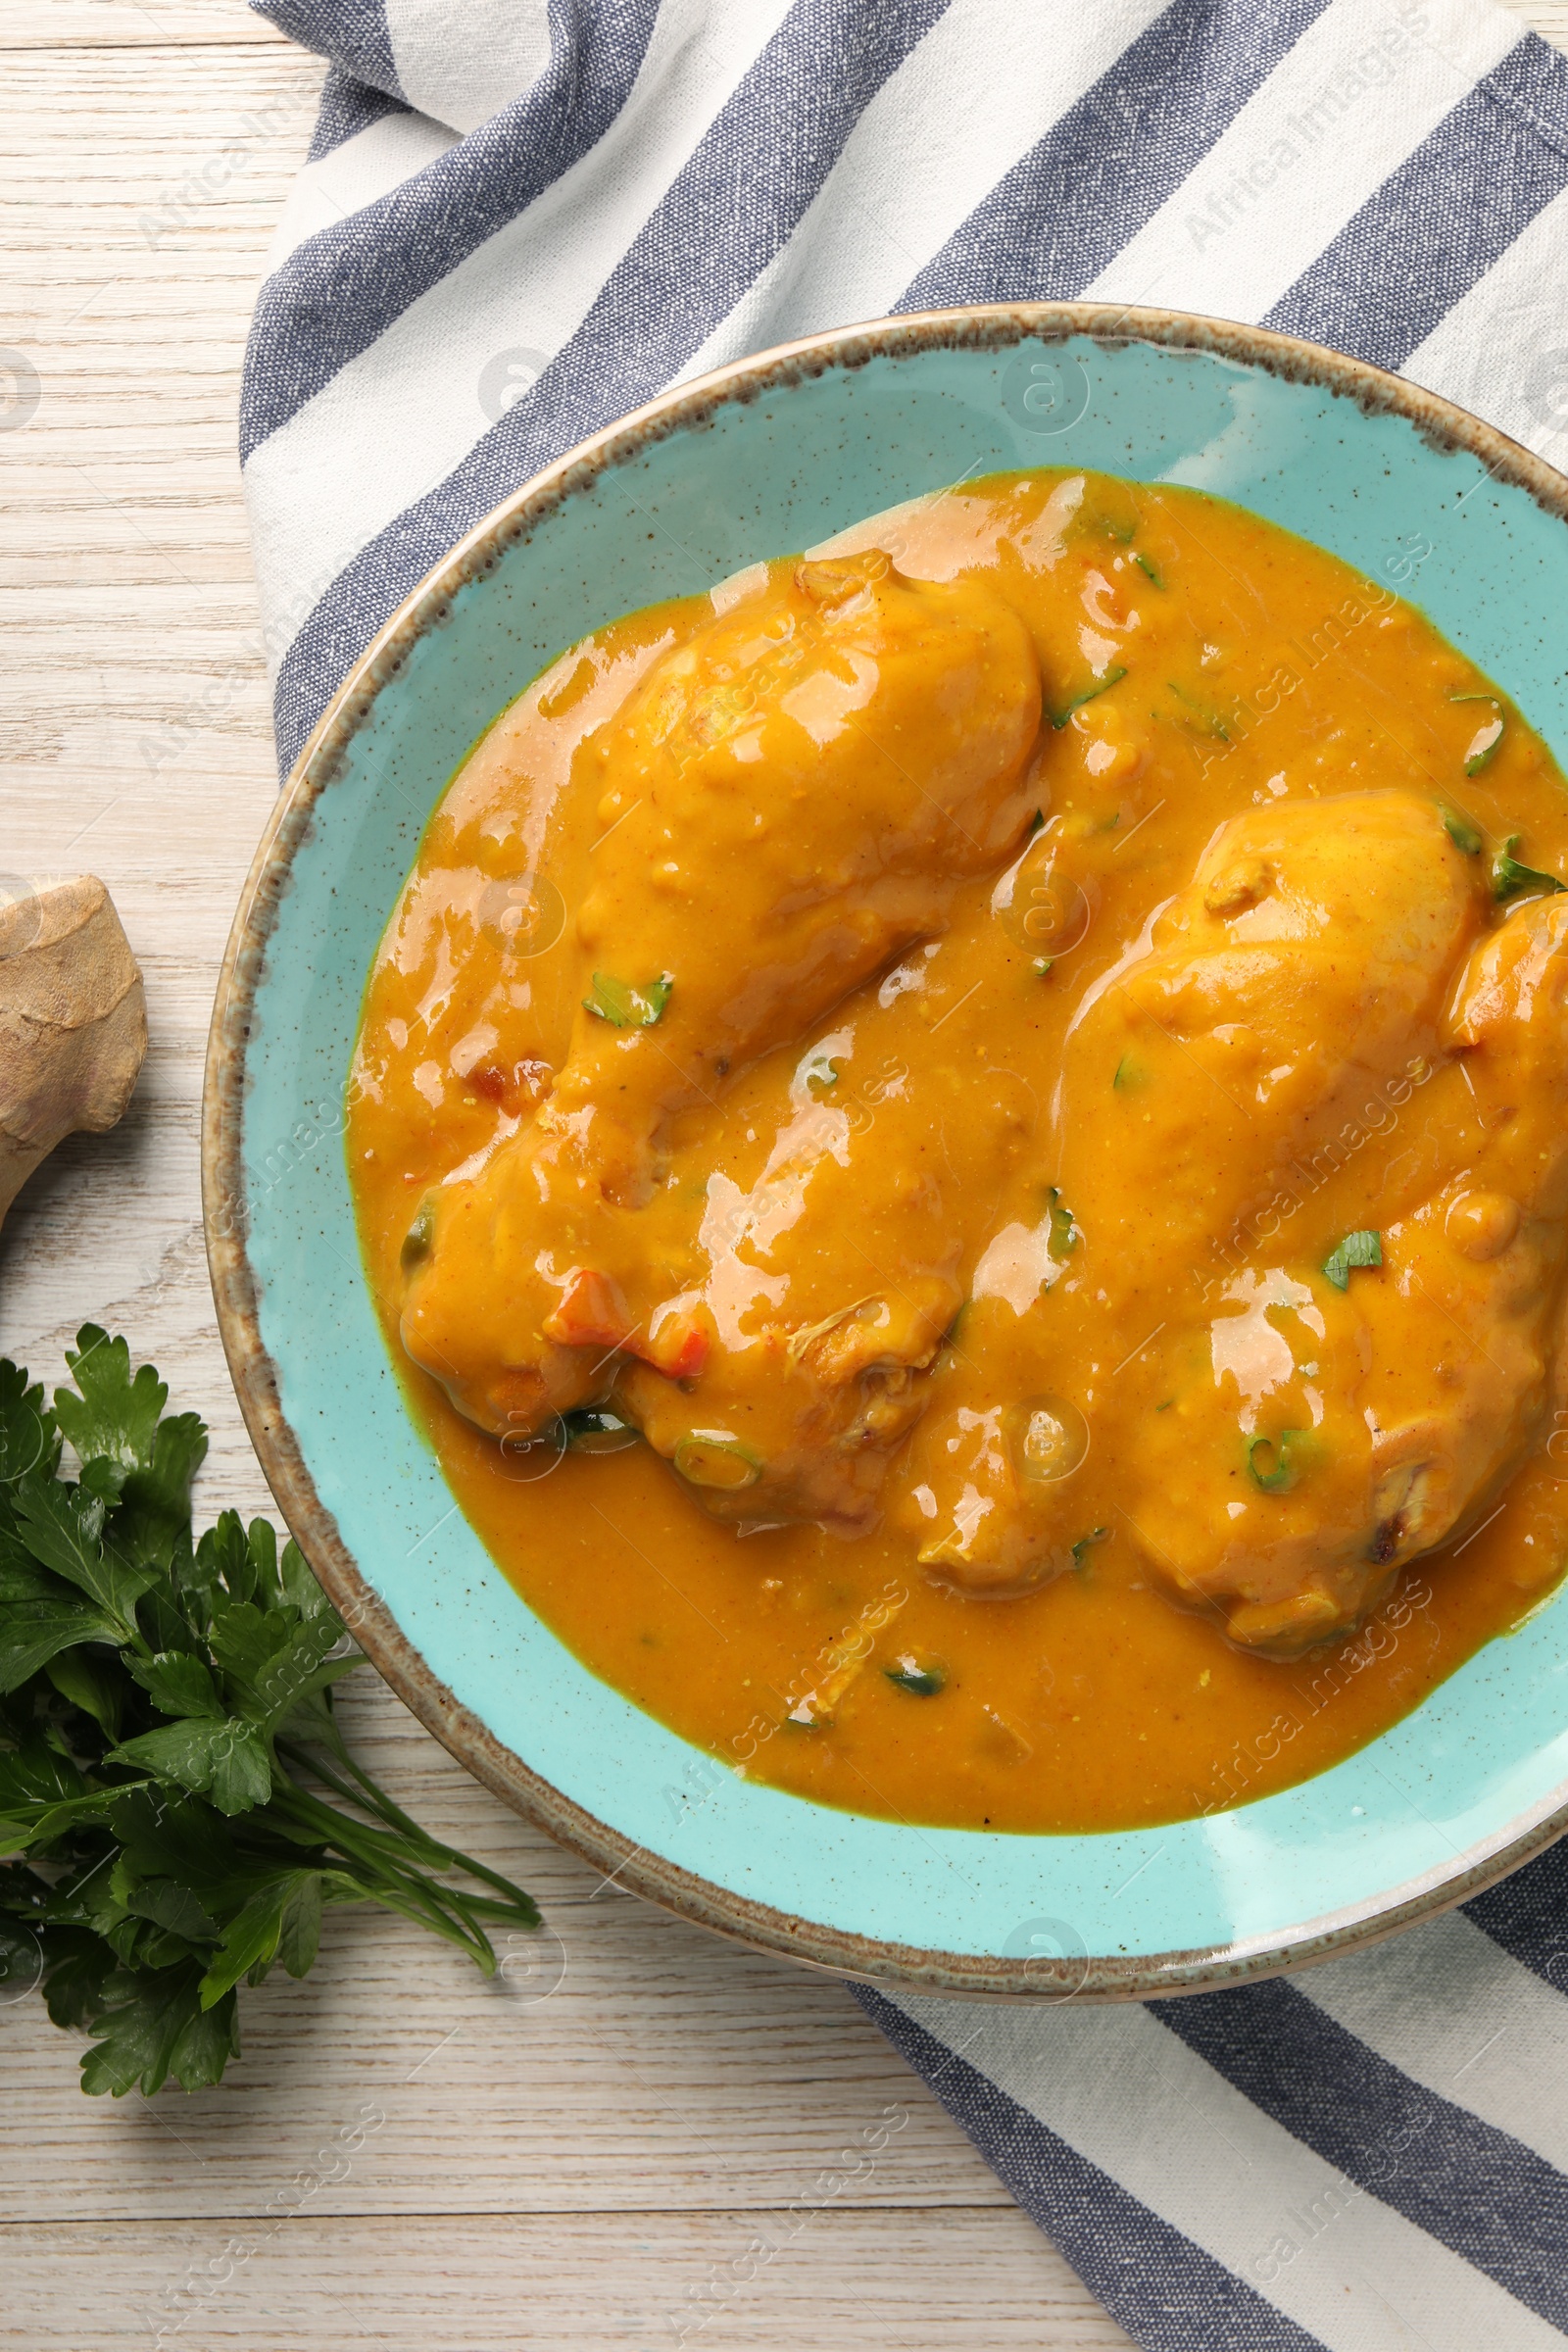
543 1272 709 1380
542 1267 629 1350
634 1309 710 1381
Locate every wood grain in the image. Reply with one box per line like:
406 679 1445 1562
4 2212 1136 2351
1 2 1563 2344
0 12 1124 2344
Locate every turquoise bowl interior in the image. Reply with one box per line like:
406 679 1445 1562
207 307 1568 1997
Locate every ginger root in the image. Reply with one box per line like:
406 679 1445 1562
0 877 147 1235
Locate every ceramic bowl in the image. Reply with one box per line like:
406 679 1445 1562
205 303 1568 2000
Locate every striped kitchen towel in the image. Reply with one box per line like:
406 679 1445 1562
240 2 1568 2344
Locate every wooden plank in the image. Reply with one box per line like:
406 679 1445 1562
0 2212 1135 2350
0 28 324 1519
0 1 291 47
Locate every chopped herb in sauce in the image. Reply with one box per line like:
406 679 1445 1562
399 1195 435 1271
583 971 673 1027
1323 1229 1382 1290
561 1408 640 1454
1450 692 1506 777
1246 1432 1309 1494
1047 1189 1080 1262
1070 1526 1110 1568
1466 719 1505 775
1493 837 1566 904
1135 554 1163 587
672 1432 762 1491
1440 805 1484 857
1033 956 1054 978
1167 682 1230 742
1048 666 1128 732
884 1655 946 1697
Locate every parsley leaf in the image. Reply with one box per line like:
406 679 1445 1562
0 1329 541 2096
1047 1189 1080 1273
1323 1230 1382 1291
1439 804 1483 858
1047 665 1128 732
1246 1432 1310 1494
1493 837 1566 904
582 971 673 1027
1449 692 1506 776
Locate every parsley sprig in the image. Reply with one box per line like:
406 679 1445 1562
0 1328 539 2097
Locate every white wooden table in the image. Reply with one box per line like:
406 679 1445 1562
2 3 1563 2342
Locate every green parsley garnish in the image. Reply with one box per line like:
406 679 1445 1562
583 971 673 1027
1135 555 1163 587
560 1408 639 1454
1450 692 1506 776
1070 1527 1110 1569
884 1656 946 1698
1440 805 1483 857
0 1330 539 2097
1033 957 1054 978
1047 1189 1080 1265
672 1434 761 1492
1167 681 1230 742
399 1193 436 1271
1246 1433 1309 1494
1047 666 1127 731
1323 1230 1382 1290
1492 837 1565 904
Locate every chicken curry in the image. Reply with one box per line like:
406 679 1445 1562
348 469 1568 1834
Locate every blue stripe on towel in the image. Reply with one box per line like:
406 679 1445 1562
308 68 411 163
858 1986 1335 2352
896 0 1334 312
1152 1975 1568 2332
259 0 400 100
1266 34 1568 367
1465 1833 1568 1995
489 0 949 483
267 0 949 770
240 0 662 461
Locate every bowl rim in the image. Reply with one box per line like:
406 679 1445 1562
204 298 1568 2002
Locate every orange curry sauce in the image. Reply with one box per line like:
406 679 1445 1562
348 469 1568 1834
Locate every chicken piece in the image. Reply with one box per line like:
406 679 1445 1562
612 1027 964 1533
901 788 1490 1596
1348 892 1568 1593
1104 891 1568 1653
898 1387 1093 1595
1054 788 1487 1320
400 552 1043 1438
